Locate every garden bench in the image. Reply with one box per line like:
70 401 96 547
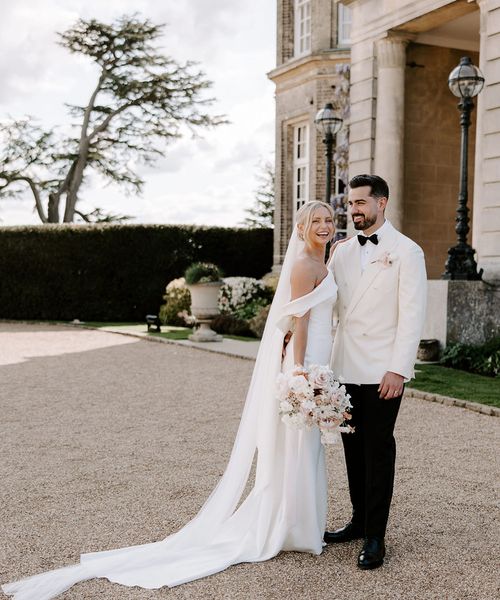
146 314 161 332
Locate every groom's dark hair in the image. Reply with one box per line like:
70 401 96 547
349 174 389 200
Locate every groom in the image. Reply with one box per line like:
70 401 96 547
325 174 427 569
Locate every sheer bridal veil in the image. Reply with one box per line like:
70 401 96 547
2 227 334 599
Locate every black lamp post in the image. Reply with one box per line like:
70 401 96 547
443 56 485 280
314 103 343 203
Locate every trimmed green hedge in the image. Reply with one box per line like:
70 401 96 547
0 225 273 321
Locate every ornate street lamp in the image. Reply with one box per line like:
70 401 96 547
314 103 343 203
443 56 485 280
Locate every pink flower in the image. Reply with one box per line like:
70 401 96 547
372 251 397 268
308 364 333 389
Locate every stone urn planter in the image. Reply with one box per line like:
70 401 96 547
187 281 223 342
184 262 223 342
417 339 441 362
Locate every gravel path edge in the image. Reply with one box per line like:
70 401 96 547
82 324 500 418
3 319 498 417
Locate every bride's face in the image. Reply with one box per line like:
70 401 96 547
303 207 335 248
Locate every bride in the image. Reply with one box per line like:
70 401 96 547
2 201 338 599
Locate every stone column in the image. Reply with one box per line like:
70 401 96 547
472 0 500 282
374 35 409 230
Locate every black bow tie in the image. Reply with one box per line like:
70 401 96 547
357 233 379 246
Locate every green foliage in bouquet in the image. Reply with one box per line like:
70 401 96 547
185 262 222 285
441 336 500 377
159 277 192 327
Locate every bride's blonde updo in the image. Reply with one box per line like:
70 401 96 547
296 201 335 245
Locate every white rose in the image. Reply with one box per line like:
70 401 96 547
301 399 316 411
279 400 294 414
276 373 289 397
289 375 313 399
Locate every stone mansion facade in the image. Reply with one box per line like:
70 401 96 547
268 0 500 283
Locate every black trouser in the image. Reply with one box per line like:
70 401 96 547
341 383 402 538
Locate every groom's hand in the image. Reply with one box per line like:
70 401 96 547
378 371 404 400
328 237 350 262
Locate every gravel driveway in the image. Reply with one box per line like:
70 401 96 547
0 323 498 600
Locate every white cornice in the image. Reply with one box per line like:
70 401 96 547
348 0 476 44
268 50 351 84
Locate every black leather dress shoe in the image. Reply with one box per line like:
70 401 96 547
323 522 364 544
357 537 385 569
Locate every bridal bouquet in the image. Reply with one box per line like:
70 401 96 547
276 364 354 445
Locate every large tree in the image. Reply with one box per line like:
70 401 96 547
0 15 225 223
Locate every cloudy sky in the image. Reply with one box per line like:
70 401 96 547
0 0 276 226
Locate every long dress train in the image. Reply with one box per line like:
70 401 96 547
2 231 337 600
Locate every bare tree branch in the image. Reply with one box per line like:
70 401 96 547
3 175 48 222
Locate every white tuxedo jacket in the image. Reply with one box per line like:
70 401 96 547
330 221 427 384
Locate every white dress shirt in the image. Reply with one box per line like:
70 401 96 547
359 219 390 272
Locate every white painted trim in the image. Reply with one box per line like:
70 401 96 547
294 0 312 58
338 3 352 47
348 0 468 45
292 122 310 220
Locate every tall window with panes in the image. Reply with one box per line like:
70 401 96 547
337 3 352 47
293 123 309 218
294 0 311 57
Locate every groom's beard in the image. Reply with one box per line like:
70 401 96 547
351 213 377 231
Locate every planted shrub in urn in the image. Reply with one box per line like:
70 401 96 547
185 262 223 342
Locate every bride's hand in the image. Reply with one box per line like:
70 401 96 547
292 365 308 379
282 331 293 360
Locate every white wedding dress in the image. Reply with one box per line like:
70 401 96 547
2 231 337 600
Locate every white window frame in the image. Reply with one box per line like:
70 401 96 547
337 3 352 47
292 122 310 219
294 0 311 57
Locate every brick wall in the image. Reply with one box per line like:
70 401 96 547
314 74 345 203
277 0 295 65
274 81 318 265
272 0 349 267
273 64 349 265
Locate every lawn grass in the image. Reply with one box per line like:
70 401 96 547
411 363 499 408
82 322 138 328
149 330 257 342
149 329 191 341
79 322 258 343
